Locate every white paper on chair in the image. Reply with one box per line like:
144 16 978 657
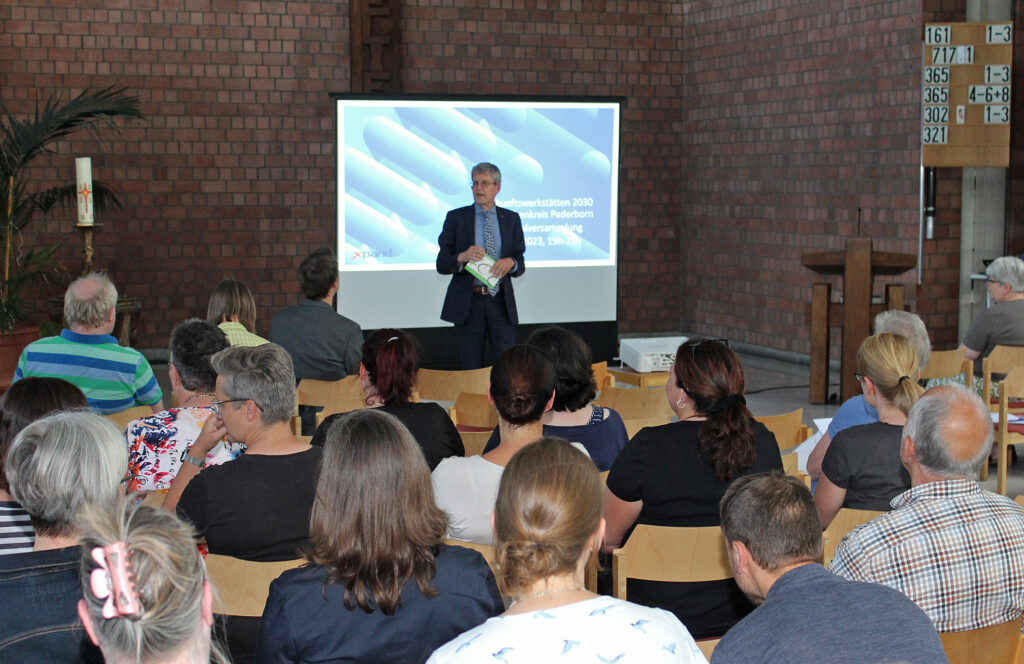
991 412 1023 423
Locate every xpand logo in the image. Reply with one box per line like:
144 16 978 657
351 249 394 260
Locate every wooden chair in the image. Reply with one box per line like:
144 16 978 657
696 638 720 660
612 525 731 600
203 554 304 617
1015 495 1024 509
442 538 497 577
939 616 1023 664
592 361 615 390
622 415 672 439
104 405 153 431
595 386 674 421
994 366 1024 495
982 346 1024 412
781 452 811 489
448 392 498 430
821 508 884 566
459 430 492 457
921 347 972 385
296 376 367 426
415 367 491 402
755 408 812 451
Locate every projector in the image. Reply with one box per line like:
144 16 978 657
619 336 689 373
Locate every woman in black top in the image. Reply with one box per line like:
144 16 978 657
312 328 463 469
603 338 782 639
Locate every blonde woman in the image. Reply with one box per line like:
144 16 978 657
428 437 706 664
78 501 227 664
815 333 925 528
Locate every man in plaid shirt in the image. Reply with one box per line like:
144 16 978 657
830 384 1024 632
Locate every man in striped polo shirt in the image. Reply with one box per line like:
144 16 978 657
13 273 163 414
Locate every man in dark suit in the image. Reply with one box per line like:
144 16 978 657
436 162 526 369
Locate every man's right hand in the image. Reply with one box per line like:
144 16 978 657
458 245 486 263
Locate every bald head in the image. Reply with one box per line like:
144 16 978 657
64 273 117 330
903 384 992 479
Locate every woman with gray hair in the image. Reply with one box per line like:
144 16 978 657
0 411 127 662
169 343 319 664
170 343 319 561
960 255 1024 365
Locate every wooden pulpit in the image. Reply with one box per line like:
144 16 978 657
802 238 916 404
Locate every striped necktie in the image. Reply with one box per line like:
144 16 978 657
483 209 499 296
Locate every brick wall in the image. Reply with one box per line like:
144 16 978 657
3 0 1021 358
0 1 350 349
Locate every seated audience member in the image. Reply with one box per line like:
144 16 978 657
0 377 87 555
269 248 362 382
207 278 270 347
172 343 319 558
481 326 628 471
125 319 241 494
13 273 163 414
960 255 1024 367
312 329 463 470
807 309 929 480
0 412 127 662
433 345 567 545
77 501 228 664
429 438 706 664
830 384 1024 632
603 338 783 639
815 333 923 528
711 473 947 664
172 344 320 663
258 409 503 663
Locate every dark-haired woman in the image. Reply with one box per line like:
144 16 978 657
603 338 783 639
311 329 463 470
256 409 503 664
481 326 628 471
0 377 87 555
432 345 586 545
207 278 270 347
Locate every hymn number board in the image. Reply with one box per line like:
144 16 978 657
922 22 1012 167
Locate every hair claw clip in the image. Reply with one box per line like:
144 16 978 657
89 542 142 619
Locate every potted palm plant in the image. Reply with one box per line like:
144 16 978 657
0 86 142 384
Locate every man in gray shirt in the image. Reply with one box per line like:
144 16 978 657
711 473 947 664
270 248 363 382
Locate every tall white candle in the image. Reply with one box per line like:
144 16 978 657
76 157 93 225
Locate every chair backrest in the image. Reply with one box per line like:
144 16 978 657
297 376 366 418
781 452 811 489
104 405 153 431
448 392 498 430
622 414 672 439
939 616 1023 664
821 508 884 566
592 361 615 390
982 346 1024 411
612 525 731 600
1014 495 1024 509
595 386 674 420
442 539 497 577
459 430 492 457
994 366 1024 495
921 347 972 384
696 638 720 661
755 409 811 450
204 554 305 617
415 367 491 402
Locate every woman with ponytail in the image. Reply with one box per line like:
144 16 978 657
311 328 463 470
78 501 227 664
815 333 924 528
429 438 705 664
603 338 782 639
432 345 587 545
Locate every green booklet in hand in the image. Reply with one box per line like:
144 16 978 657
465 254 500 289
